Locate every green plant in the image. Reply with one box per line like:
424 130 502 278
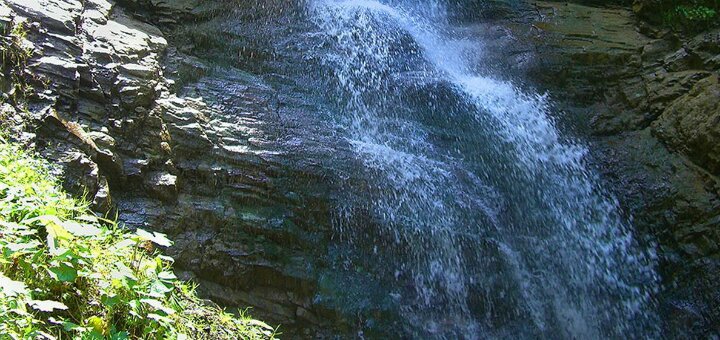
663 4 718 30
0 138 277 339
0 20 34 105
635 0 719 31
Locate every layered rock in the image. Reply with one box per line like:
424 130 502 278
527 1 652 102
652 72 720 176
512 1 720 336
4 0 720 337
0 0 351 336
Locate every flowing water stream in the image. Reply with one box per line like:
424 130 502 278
210 0 660 337
296 0 659 338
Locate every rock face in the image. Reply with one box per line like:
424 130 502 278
3 0 720 337
528 1 652 102
510 1 720 336
653 74 720 175
3 0 169 196
0 0 351 336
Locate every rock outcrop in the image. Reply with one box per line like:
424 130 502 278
0 0 352 336
511 1 720 336
653 74 720 175
528 1 653 102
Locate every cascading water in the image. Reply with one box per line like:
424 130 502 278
299 0 659 337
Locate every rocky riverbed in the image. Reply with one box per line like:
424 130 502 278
1 0 718 337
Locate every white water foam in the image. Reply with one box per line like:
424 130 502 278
309 0 659 337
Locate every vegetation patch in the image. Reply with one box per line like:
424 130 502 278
636 0 719 32
663 3 718 31
0 20 34 105
0 138 276 339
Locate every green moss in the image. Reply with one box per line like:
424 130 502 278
0 138 277 339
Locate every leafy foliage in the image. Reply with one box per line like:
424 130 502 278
0 139 276 339
636 0 719 31
664 3 718 30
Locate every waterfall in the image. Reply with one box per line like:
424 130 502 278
306 0 659 337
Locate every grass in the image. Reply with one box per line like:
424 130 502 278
0 138 277 339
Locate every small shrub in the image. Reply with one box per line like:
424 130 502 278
0 138 277 339
663 4 718 31
635 0 720 32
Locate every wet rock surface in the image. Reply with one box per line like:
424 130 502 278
507 1 720 336
653 74 720 175
3 0 719 337
0 0 363 336
529 1 652 102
